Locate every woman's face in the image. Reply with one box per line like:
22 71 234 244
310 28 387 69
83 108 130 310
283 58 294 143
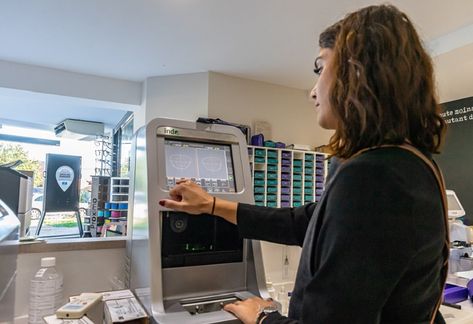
310 48 337 130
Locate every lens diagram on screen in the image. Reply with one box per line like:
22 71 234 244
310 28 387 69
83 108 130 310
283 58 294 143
164 140 236 193
198 151 226 179
166 145 198 179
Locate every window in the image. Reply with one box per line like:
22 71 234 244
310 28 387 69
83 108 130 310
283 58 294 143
0 124 96 238
112 113 134 177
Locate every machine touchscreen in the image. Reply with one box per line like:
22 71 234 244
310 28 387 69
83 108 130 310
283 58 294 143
164 139 236 193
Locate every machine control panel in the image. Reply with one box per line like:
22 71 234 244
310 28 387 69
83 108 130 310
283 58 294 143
181 295 241 315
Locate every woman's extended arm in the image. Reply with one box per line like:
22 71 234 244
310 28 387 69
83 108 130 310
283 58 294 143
160 179 317 246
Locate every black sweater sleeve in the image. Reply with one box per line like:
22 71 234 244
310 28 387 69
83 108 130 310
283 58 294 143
236 203 316 246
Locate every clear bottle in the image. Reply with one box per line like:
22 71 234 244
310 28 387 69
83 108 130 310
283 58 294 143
282 246 290 280
278 286 288 316
266 277 276 300
282 255 290 280
28 257 64 324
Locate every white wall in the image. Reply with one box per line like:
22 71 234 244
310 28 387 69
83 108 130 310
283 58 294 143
14 248 125 320
0 60 142 106
260 242 301 284
208 72 334 147
142 72 209 127
134 71 335 148
133 80 148 133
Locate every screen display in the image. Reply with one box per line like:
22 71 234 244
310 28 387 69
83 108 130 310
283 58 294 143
164 140 236 193
447 193 462 211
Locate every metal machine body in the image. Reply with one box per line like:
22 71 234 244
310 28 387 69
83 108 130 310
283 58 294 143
0 167 33 237
127 118 268 323
0 198 20 323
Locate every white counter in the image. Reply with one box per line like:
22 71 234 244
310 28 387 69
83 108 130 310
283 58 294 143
441 299 473 323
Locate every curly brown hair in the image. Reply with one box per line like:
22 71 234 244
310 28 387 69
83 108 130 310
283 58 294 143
319 4 446 158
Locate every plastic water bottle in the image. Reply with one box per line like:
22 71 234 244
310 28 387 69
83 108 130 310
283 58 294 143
287 291 292 311
28 257 64 324
282 255 290 280
278 286 288 315
266 278 276 300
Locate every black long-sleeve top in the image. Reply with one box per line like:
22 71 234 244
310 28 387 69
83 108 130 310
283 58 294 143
237 147 446 323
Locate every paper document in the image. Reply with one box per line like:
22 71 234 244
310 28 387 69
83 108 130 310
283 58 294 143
43 315 94 324
455 270 473 280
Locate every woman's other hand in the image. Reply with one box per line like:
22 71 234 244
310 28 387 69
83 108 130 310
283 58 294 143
159 179 213 215
224 297 275 324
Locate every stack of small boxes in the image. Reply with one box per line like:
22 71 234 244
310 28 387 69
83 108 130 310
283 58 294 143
315 154 325 202
101 177 129 236
304 153 314 205
292 154 303 207
253 148 266 206
248 146 328 208
280 151 292 208
266 149 279 208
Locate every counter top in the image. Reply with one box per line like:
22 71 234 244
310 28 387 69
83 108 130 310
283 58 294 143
441 299 473 323
18 237 126 253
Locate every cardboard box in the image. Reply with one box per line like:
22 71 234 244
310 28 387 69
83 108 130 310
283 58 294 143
50 289 148 324
43 314 94 324
104 297 148 324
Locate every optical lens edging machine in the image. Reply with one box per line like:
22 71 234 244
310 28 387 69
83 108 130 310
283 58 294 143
127 118 269 323
446 190 473 274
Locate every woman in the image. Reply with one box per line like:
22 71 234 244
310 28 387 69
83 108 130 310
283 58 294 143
160 4 448 324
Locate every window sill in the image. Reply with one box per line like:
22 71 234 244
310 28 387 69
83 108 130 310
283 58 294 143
18 237 126 254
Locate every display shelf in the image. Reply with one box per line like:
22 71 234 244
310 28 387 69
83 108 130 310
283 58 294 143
102 177 130 236
248 146 328 208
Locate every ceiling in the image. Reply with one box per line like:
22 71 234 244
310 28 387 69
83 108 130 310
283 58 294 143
1 0 473 128
0 89 128 132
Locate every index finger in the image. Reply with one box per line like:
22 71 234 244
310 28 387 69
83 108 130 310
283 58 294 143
169 183 186 199
176 178 190 185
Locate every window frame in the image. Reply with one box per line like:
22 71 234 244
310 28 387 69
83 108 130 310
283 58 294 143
112 112 134 177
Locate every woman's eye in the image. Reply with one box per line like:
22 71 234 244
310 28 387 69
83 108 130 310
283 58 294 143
313 66 323 75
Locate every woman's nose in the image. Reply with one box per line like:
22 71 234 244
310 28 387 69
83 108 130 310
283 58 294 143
310 87 317 100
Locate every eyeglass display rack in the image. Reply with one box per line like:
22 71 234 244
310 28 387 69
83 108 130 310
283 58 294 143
247 146 328 208
85 175 110 237
94 135 113 176
101 177 130 236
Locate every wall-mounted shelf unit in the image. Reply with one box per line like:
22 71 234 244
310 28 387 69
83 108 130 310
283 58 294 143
248 146 328 208
104 177 130 236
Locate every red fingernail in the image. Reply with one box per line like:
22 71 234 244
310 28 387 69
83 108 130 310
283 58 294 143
159 200 165 206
